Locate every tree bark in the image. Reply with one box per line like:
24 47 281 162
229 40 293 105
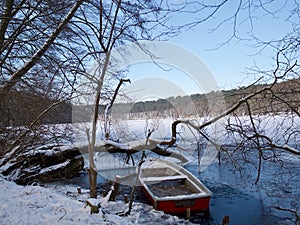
0 0 14 49
88 167 98 199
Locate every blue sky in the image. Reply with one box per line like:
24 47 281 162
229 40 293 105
123 1 295 100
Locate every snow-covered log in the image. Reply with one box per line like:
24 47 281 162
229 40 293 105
0 145 84 185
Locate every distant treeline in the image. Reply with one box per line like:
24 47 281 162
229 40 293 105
111 78 300 118
113 78 300 118
2 78 300 126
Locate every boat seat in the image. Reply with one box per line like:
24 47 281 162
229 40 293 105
141 175 187 182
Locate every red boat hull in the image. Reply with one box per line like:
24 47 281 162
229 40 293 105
142 187 210 215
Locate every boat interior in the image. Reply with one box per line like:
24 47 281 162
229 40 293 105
140 167 202 197
146 178 199 197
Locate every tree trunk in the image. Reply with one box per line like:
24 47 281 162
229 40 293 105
0 0 14 49
86 128 98 199
88 167 98 198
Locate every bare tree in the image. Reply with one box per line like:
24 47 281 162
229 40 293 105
180 1 300 220
0 0 88 159
73 0 198 198
0 0 85 102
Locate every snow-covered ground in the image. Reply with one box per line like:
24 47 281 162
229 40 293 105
0 175 194 225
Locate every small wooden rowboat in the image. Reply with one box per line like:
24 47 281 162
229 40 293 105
139 158 211 216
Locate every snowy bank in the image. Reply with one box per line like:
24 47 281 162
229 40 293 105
0 176 194 225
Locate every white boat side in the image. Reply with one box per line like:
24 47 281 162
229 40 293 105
139 158 212 201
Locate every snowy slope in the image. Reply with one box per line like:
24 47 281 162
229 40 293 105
0 176 193 225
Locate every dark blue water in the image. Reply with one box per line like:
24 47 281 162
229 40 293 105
185 164 275 225
184 156 300 225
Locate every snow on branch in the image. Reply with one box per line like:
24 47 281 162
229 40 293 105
79 138 188 163
272 144 300 156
